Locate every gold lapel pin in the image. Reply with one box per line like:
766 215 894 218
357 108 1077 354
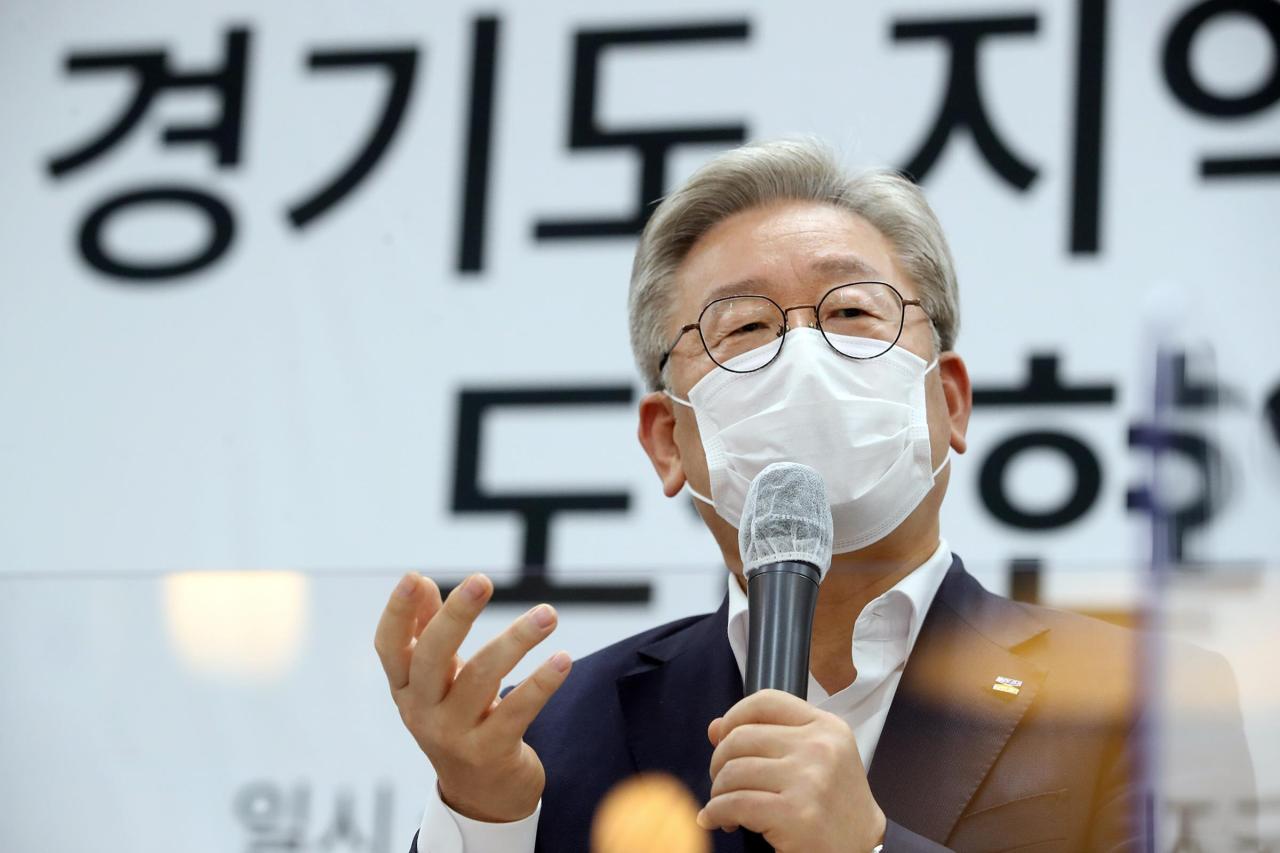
992 675 1023 696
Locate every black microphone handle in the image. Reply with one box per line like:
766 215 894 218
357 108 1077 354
744 561 822 699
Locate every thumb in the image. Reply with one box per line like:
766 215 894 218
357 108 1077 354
707 717 723 746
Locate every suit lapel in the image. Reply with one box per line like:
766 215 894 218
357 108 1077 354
616 595 749 853
868 556 1048 844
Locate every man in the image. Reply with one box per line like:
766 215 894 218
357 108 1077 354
375 138 1153 851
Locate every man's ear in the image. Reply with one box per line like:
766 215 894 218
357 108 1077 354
637 390 687 498
938 352 972 455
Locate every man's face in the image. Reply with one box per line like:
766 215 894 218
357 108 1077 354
637 200 971 570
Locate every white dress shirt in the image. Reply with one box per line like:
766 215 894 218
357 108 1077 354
417 539 954 853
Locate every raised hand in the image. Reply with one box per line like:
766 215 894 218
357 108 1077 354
374 572 572 822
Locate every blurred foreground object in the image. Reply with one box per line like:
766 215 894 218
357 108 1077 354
1137 293 1263 845
163 570 308 679
592 772 710 853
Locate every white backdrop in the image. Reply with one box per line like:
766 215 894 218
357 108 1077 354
2 0 1278 850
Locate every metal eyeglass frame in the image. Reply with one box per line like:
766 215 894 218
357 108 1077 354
656 281 927 377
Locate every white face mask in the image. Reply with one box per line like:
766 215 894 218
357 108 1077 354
666 328 949 554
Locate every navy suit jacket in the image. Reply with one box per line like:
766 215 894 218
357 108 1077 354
412 556 1156 851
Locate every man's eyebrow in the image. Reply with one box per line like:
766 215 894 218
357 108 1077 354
808 255 883 280
699 256 885 305
702 277 771 304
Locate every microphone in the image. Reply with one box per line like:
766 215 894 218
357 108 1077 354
739 462 833 699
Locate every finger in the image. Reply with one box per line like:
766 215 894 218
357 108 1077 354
412 574 492 704
708 717 722 746
446 604 559 719
718 689 814 739
412 577 444 636
709 722 792 780
373 573 440 691
482 651 573 742
709 756 785 799
696 790 781 834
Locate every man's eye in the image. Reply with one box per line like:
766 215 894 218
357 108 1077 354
728 321 769 336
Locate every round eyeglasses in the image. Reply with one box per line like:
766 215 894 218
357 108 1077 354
657 281 927 376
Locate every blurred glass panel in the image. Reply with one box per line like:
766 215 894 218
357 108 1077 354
1 561 1275 850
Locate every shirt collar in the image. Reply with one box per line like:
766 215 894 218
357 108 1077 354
725 538 954 687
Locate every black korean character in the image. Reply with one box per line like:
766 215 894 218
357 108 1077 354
234 781 310 852
457 16 501 275
312 785 393 853
47 27 248 280
1163 0 1280 178
1127 350 1239 565
286 46 419 229
893 1 1110 254
533 22 750 241
1008 556 1043 604
893 16 1040 192
973 354 1115 531
451 386 650 605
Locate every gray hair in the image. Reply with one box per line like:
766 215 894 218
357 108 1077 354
628 138 959 391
